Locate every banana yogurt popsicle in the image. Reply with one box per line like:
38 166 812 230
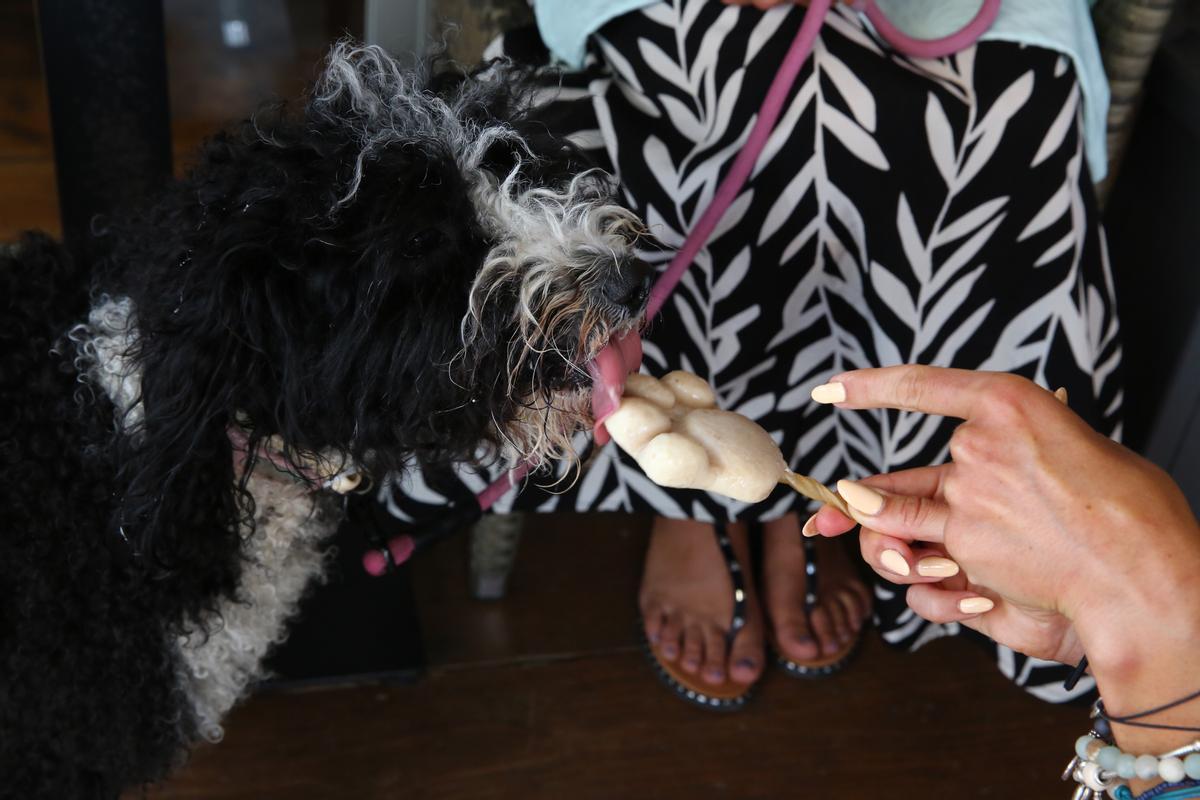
602 370 848 514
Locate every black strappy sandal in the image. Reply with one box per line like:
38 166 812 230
642 523 753 711
770 535 860 678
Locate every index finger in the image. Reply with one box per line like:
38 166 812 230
811 365 1008 421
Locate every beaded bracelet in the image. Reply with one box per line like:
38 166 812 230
1068 731 1200 787
1064 691 1200 797
1066 725 1200 799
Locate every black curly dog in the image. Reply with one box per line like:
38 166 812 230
0 43 649 797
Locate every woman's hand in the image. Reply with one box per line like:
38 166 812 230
806 366 1200 681
811 465 1087 665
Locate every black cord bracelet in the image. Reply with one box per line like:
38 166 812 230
1100 688 1200 733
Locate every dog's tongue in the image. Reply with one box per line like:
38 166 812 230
587 331 643 445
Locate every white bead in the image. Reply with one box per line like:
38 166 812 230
1185 753 1200 780
329 471 362 494
1081 761 1107 791
1160 756 1186 783
1116 753 1138 780
1135 754 1161 780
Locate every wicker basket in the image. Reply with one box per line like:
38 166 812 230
1093 0 1180 202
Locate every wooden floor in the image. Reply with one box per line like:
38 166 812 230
4 4 1086 798
141 515 1083 800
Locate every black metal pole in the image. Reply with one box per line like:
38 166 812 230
36 0 172 268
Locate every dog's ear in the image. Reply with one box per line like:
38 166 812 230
109 305 255 589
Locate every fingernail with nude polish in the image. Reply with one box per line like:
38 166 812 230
880 549 910 577
916 556 960 578
958 597 995 615
811 382 847 404
837 479 884 516
802 513 819 537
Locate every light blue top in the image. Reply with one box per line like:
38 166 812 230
534 0 1110 179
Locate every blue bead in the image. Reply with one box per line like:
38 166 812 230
1077 734 1097 759
1093 717 1112 738
1185 753 1200 780
1117 753 1138 780
1098 746 1121 770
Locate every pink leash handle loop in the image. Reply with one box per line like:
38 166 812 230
861 0 1001 60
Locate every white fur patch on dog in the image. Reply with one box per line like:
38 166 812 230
313 42 531 208
177 470 336 743
70 296 144 430
76 296 339 744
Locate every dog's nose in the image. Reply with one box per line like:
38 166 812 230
604 259 653 314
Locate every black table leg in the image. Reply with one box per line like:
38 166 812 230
36 0 172 268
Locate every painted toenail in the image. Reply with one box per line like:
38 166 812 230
736 658 757 670
793 633 815 644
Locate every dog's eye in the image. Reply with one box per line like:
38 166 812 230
402 228 444 258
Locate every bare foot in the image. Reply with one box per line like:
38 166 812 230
761 513 872 664
640 517 765 687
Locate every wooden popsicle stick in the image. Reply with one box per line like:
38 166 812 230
781 470 850 516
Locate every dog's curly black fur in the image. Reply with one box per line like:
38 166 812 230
0 43 647 798
0 233 195 797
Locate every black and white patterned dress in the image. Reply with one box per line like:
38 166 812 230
386 2 1121 702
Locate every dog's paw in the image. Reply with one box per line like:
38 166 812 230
604 371 785 503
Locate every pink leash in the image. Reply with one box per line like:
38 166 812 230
646 0 834 318
365 0 1000 574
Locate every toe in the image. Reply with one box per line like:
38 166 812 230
839 589 865 635
728 627 763 684
658 612 683 661
779 617 820 663
827 595 853 646
642 606 666 646
809 606 842 657
681 624 704 674
701 626 727 685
